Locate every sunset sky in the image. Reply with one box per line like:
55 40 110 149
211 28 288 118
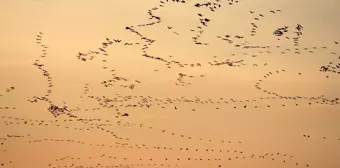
1 0 340 168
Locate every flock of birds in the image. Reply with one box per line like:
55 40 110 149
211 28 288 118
1 0 340 167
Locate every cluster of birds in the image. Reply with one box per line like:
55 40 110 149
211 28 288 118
175 73 193 86
77 38 140 90
250 9 282 37
320 59 340 75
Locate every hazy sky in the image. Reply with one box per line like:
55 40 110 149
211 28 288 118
1 0 340 168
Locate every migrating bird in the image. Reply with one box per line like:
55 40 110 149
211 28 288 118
121 113 129 117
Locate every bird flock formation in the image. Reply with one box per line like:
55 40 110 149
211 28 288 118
1 0 340 168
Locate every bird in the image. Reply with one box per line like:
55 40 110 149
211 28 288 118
121 113 129 117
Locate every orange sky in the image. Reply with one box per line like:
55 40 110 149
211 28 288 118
0 0 340 168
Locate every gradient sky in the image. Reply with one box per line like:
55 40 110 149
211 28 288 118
1 0 340 168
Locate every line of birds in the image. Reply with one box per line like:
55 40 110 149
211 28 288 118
43 149 304 168
254 69 339 105
1 119 309 168
2 114 317 165
80 86 339 117
48 154 180 168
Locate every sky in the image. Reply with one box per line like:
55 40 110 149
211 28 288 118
0 0 340 168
